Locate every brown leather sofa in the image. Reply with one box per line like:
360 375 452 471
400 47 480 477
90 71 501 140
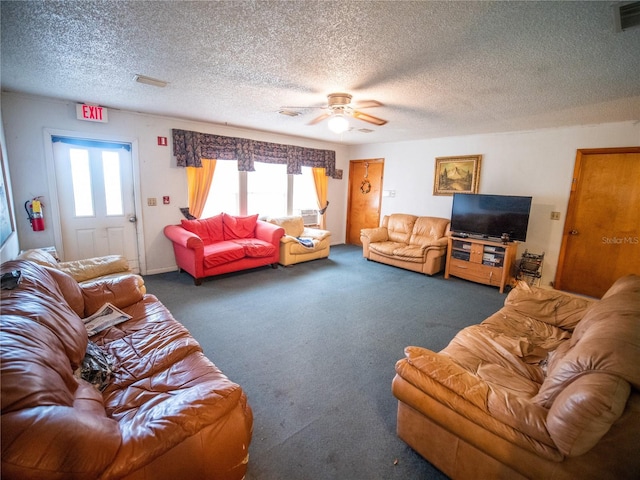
1 259 253 480
393 275 640 479
360 213 450 275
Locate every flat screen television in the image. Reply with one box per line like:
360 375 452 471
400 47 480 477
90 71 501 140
450 193 532 242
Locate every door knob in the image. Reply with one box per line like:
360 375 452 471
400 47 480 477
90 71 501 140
128 216 137 223
569 229 579 235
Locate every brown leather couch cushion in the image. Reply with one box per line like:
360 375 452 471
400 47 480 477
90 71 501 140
503 282 595 330
385 213 417 243
409 216 450 246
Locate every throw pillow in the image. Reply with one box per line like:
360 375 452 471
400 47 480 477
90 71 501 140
223 213 258 240
181 215 225 244
181 218 210 243
200 214 224 243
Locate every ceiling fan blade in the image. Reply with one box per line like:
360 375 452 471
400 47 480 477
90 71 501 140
352 110 387 126
353 99 383 109
308 112 332 125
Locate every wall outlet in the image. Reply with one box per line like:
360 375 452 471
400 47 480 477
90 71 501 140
550 211 561 220
147 197 157 206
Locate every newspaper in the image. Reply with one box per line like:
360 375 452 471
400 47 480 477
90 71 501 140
83 303 132 336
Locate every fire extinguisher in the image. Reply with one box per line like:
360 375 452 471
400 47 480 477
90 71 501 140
25 197 45 231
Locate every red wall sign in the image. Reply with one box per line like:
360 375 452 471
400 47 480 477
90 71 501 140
157 136 168 146
76 104 108 123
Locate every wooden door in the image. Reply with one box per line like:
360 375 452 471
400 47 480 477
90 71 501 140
346 159 384 245
555 147 640 298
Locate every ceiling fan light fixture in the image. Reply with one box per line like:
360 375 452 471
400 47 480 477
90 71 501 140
327 114 349 134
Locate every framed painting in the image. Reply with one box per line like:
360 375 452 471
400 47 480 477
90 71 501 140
433 154 482 196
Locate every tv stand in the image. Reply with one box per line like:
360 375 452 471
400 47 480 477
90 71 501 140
445 236 517 293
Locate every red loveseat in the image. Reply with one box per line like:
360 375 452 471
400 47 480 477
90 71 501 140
164 213 285 285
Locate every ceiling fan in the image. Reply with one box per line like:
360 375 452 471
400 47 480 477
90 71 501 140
281 93 387 133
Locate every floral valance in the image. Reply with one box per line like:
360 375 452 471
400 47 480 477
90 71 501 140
172 129 337 178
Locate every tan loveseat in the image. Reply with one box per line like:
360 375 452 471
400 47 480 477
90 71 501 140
265 215 331 266
1 259 252 480
392 275 640 479
360 213 450 275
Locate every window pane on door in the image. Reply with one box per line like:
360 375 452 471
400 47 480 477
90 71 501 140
102 151 123 216
69 148 94 217
247 162 287 216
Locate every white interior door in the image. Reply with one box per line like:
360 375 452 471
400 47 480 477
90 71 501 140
52 137 139 271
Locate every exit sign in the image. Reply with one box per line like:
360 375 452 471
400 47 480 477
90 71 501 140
76 103 108 123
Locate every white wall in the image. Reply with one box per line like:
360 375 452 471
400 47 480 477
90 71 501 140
348 122 640 286
1 92 350 274
3 91 638 285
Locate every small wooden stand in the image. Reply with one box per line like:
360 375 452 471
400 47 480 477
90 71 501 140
445 236 517 293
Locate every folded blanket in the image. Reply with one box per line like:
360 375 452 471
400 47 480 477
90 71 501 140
296 237 315 248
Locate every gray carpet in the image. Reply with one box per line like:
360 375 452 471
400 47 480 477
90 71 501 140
143 244 506 480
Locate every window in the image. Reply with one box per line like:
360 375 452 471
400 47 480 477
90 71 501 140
69 148 94 217
293 167 320 225
247 162 287 216
202 162 320 221
201 160 240 217
102 151 123 216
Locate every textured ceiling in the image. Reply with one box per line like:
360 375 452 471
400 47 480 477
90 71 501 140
1 1 640 145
